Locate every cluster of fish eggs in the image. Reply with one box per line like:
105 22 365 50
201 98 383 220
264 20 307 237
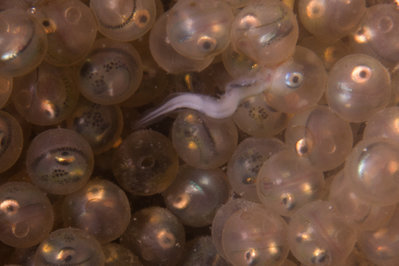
1 0 399 265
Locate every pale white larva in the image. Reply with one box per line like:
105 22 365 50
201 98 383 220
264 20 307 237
135 68 275 128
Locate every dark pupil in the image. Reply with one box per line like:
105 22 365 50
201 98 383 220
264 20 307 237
42 20 50 27
202 41 211 50
139 15 148 23
7 205 14 212
359 70 367 78
64 255 72 262
292 75 299 83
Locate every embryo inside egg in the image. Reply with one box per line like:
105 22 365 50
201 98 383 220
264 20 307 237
1 0 399 265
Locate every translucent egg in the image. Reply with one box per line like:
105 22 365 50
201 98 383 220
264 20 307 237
78 38 143 105
284 105 353 171
288 200 357 266
233 93 290 137
0 76 12 109
166 0 234 59
12 62 79 126
172 110 238 169
26 128 94 195
363 106 399 142
352 4 399 66
298 0 366 42
227 137 285 201
90 0 156 42
357 206 399 266
149 12 214 74
66 98 123 155
181 236 229 266
329 170 395 231
0 111 23 173
230 0 298 66
256 150 325 217
162 165 229 227
0 8 47 77
120 207 185 265
327 54 391 122
39 0 97 66
33 228 105 266
212 199 253 260
221 202 289 266
62 179 131 243
345 137 399 205
0 181 54 248
112 130 179 196
264 46 327 114
103 243 143 266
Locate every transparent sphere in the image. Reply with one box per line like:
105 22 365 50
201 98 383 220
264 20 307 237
181 236 229 266
285 105 353 171
12 62 79 126
172 110 238 169
78 38 143 105
352 4 399 66
264 46 327 114
90 0 156 42
345 137 399 205
103 243 143 266
166 0 233 59
212 199 253 260
327 54 391 122
149 12 214 74
221 202 289 266
357 206 399 266
233 93 290 138
26 128 94 195
163 165 229 227
112 130 179 196
34 228 105 266
62 179 131 243
230 0 298 66
66 98 123 155
120 207 185 266
298 0 366 42
0 182 54 248
39 0 97 66
364 106 399 142
0 111 23 173
329 170 395 231
256 150 325 217
0 8 47 77
222 44 259 78
288 200 357 266
0 76 12 108
227 137 285 201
